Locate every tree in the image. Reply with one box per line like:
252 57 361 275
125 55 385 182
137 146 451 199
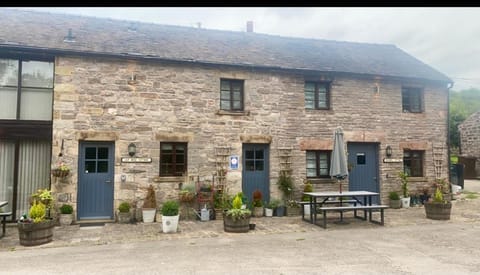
449 88 480 149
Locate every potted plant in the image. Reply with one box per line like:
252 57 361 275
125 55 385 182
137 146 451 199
252 189 264 217
142 185 157 223
30 189 54 218
51 161 70 178
398 171 410 208
424 178 452 220
265 200 276 217
161 200 180 233
179 184 196 203
388 191 401 209
277 171 295 215
302 181 314 216
275 199 286 217
223 192 251 233
419 187 431 205
58 204 74 226
18 198 55 246
117 202 131 224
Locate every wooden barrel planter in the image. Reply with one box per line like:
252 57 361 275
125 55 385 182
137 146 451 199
424 202 452 220
223 212 250 233
18 219 55 246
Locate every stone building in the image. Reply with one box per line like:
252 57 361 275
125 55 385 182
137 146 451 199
0 9 453 222
458 111 480 178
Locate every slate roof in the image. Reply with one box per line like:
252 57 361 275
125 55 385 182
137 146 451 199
0 9 452 84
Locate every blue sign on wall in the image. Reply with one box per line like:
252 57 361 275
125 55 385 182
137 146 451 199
230 155 239 170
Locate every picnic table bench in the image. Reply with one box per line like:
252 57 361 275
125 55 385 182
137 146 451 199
0 200 12 238
318 204 389 229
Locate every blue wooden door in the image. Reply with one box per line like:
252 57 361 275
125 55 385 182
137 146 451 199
347 143 379 204
242 144 270 207
78 142 114 220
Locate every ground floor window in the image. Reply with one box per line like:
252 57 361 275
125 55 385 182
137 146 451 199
0 139 51 220
306 150 331 178
403 150 424 177
160 142 187 176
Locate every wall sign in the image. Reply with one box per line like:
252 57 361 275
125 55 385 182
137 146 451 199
230 155 239 170
383 158 403 163
121 157 152 163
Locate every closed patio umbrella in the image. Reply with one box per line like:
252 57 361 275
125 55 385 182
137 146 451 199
330 127 349 193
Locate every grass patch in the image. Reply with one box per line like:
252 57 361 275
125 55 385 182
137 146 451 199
463 191 479 199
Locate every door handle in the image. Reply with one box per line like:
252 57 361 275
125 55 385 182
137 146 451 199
105 180 112 183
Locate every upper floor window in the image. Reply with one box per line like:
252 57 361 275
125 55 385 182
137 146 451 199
305 82 330 109
403 150 424 177
160 142 187 177
306 150 331 178
0 58 54 120
402 87 423 113
220 79 244 111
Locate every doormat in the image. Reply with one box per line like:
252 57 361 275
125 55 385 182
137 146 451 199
78 222 106 227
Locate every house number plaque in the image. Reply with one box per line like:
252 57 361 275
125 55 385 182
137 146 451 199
121 157 152 163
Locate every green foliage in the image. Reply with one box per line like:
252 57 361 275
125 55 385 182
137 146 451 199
161 200 179 216
30 189 54 210
398 171 409 197
302 181 313 201
267 198 283 209
118 202 130 213
143 185 157 209
389 191 400 201
449 89 480 148
252 189 263 207
232 193 243 209
433 188 445 203
214 192 231 209
226 193 251 221
29 201 46 223
179 184 196 202
225 208 251 221
277 171 294 199
59 204 74 214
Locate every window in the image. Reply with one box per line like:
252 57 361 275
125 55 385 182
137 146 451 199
402 87 423 113
305 82 330 109
160 142 187 176
0 58 54 120
306 150 331 178
220 79 244 111
403 150 423 177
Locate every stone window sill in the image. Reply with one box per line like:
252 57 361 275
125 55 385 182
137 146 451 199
216 110 250 116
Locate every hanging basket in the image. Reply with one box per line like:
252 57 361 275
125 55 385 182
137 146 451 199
51 169 70 178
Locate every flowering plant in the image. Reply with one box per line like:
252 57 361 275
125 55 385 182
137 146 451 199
52 161 70 177
53 161 70 172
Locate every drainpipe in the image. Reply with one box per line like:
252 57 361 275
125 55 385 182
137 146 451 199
446 81 454 187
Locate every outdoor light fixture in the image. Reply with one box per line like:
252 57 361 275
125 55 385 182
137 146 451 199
128 143 136 157
385 145 392 157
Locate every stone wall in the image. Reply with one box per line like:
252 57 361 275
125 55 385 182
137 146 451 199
459 111 480 177
51 55 449 212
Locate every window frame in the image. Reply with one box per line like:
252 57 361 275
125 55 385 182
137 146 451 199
0 56 54 121
306 150 331 178
159 142 188 177
304 81 331 110
219 78 244 112
403 150 424 177
401 86 424 113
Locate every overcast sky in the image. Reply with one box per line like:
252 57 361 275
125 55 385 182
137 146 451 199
15 7 480 91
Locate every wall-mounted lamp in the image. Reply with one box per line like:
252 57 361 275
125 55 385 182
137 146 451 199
385 145 392 157
128 143 136 157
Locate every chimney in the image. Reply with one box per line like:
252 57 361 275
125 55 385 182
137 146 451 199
246 21 253 33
